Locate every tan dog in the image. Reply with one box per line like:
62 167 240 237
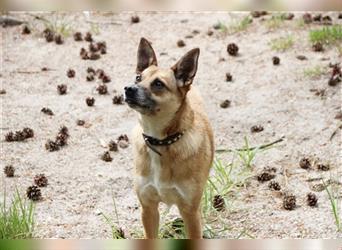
125 38 214 239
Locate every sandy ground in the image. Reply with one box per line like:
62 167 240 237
1 12 341 239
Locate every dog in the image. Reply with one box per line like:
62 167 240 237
124 38 214 239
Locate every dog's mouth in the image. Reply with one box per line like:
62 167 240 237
125 97 155 112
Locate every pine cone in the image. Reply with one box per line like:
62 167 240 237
316 163 330 171
86 74 95 82
299 157 311 169
283 194 296 210
102 74 111 83
41 107 54 116
227 43 239 56
257 169 275 182
57 84 67 95
89 52 100 60
97 84 108 95
54 34 64 45
86 97 95 106
268 180 281 191
67 69 75 78
220 100 231 109
302 13 312 24
131 15 140 23
45 139 60 152
213 194 225 211
177 40 186 48
5 131 15 142
96 69 105 79
55 133 68 147
117 134 129 142
87 67 96 74
73 32 83 41
312 42 324 52
225 73 233 82
80 48 89 60
272 56 280 65
14 130 26 141
22 127 34 139
26 185 42 201
108 140 118 152
22 25 31 34
112 94 124 105
89 42 99 53
84 32 93 42
307 192 318 207
59 126 69 137
34 174 48 187
101 151 113 162
4 165 15 177
251 125 264 133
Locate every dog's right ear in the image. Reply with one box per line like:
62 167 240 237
136 38 158 74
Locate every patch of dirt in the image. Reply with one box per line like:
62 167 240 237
1 11 341 239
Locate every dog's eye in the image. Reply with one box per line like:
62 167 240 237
151 79 165 90
135 74 142 83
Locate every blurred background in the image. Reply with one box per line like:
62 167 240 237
1 0 341 11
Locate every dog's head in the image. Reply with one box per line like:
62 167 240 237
124 37 199 116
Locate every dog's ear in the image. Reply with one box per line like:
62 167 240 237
171 48 200 87
136 37 158 74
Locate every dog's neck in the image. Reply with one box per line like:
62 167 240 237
139 97 194 139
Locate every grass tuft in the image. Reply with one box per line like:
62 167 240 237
323 180 341 232
228 16 253 34
270 35 294 51
303 65 328 79
309 25 342 45
0 189 35 239
265 13 287 30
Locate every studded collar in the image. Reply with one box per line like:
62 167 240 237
142 131 184 156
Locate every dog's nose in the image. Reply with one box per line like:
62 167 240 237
124 85 138 97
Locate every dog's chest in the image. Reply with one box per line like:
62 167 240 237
138 151 185 205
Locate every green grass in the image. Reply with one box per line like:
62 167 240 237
323 180 341 232
270 35 294 51
100 192 126 239
105 136 267 239
303 65 327 79
265 13 287 30
228 16 253 34
0 189 35 239
309 25 342 45
41 14 73 37
214 16 253 35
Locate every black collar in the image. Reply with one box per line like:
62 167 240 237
142 131 184 156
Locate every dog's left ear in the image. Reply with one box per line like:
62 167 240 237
171 48 200 88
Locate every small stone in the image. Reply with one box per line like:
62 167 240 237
76 119 85 126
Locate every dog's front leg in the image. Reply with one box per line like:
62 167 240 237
179 207 202 239
141 202 159 239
